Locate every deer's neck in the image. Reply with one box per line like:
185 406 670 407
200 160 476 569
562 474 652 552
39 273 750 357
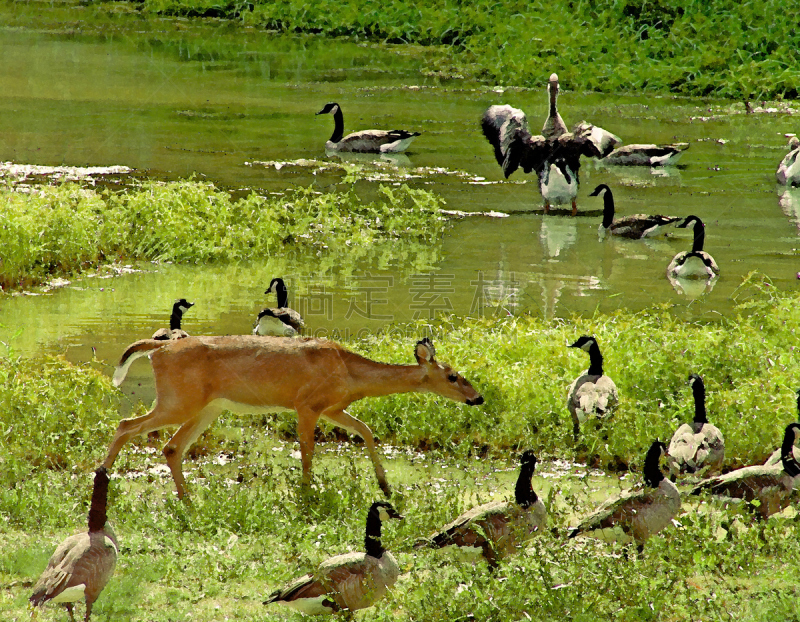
347 358 427 400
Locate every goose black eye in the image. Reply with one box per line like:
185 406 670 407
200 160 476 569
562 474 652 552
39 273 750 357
448 374 458 383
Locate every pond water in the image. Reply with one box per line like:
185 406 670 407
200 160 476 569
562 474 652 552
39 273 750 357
1 1 799 372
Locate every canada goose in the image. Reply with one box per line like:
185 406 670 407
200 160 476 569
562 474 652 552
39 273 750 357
590 184 681 239
666 215 719 279
418 450 546 568
264 501 403 615
481 76 620 215
776 134 800 186
567 335 619 438
601 143 690 167
253 277 304 336
764 389 800 465
30 468 118 621
316 103 420 154
569 440 680 552
668 374 725 480
152 298 194 340
691 423 800 519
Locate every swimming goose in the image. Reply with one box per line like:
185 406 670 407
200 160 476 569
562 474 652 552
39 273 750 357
567 335 619 438
482 77 620 215
253 277 304 336
569 441 680 552
264 501 403 615
418 450 546 568
776 134 800 186
152 298 194 340
691 423 800 519
316 103 420 154
601 142 690 167
668 374 725 480
666 215 719 279
590 184 681 239
30 468 118 621
764 389 800 466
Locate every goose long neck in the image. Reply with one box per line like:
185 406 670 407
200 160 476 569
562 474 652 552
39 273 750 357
88 469 110 532
514 463 538 508
781 428 800 477
600 188 615 228
548 83 559 117
691 223 706 253
692 382 707 424
329 107 345 143
643 448 665 488
587 343 604 376
169 306 183 330
275 286 288 308
364 510 385 558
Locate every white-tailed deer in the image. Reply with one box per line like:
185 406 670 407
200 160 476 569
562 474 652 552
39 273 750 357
105 336 483 498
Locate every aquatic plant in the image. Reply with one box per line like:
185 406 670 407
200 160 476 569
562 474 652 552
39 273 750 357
0 181 446 291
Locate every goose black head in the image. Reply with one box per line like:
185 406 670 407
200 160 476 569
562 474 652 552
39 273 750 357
316 102 340 116
370 501 403 522
266 277 287 295
589 184 611 197
568 335 598 352
677 215 704 230
174 298 194 313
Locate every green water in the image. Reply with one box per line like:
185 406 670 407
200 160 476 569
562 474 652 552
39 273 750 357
1 1 799 368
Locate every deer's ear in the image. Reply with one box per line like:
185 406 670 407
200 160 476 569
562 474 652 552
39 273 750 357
414 338 436 364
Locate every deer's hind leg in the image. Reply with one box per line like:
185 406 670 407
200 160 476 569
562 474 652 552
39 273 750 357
103 402 187 470
162 402 226 499
321 409 391 497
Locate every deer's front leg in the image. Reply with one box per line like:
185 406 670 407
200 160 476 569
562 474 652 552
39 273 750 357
295 407 320 489
322 409 391 497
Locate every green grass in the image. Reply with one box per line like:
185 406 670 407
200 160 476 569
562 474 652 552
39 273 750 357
0 180 446 291
124 0 800 100
3 281 800 620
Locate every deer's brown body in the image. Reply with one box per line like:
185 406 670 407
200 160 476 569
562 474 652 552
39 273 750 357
105 336 482 498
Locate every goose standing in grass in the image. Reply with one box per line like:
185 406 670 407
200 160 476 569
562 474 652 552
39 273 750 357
567 335 619 438
152 298 194 340
569 440 680 553
481 74 620 215
589 184 682 239
776 134 800 186
666 215 719 279
600 142 690 166
691 423 800 519
417 450 546 568
316 102 420 154
668 374 725 480
253 277 304 336
30 468 118 621
764 389 800 465
264 501 403 615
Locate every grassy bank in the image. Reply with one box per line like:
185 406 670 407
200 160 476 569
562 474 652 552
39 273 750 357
0 181 446 291
2 286 800 619
131 0 800 100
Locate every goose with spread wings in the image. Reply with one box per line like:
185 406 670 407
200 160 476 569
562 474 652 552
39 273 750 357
481 74 620 215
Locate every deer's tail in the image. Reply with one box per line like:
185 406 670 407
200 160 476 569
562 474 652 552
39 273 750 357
113 339 167 387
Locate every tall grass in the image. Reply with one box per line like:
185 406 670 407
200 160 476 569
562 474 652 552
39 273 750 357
0 181 446 290
131 0 800 99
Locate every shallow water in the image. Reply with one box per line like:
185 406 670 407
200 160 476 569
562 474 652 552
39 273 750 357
1 1 799 367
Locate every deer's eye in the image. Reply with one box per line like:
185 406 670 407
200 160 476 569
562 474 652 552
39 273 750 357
448 374 458 383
